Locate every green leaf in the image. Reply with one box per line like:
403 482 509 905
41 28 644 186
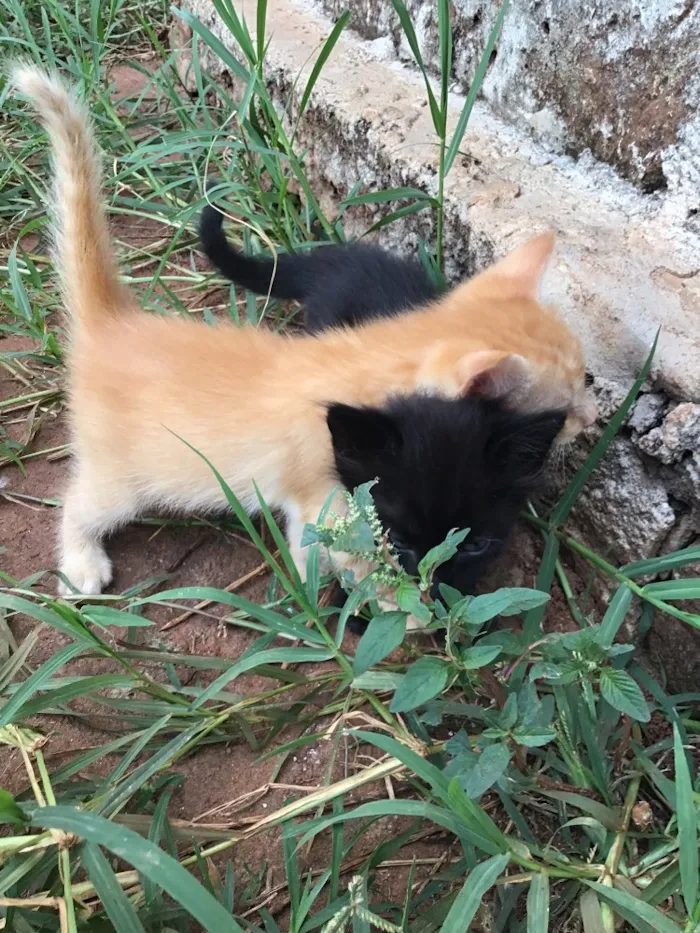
81 842 147 933
511 727 556 748
462 743 512 799
174 8 251 82
439 854 510 932
351 671 404 691
673 723 698 916
0 788 27 825
526 872 549 933
551 332 658 528
418 528 470 582
522 533 560 642
599 669 650 722
498 693 519 730
35 807 245 932
353 611 407 674
390 656 449 712
466 588 550 627
584 881 680 933
333 518 375 554
395 580 431 623
461 644 502 669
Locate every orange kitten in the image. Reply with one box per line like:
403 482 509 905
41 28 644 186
13 67 591 599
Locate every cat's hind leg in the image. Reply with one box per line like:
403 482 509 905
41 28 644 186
58 468 136 596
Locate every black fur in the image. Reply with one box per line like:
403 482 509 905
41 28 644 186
199 202 438 331
327 394 565 601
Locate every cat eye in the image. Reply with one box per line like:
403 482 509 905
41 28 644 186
457 536 492 558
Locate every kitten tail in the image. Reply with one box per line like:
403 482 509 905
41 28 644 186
11 65 127 329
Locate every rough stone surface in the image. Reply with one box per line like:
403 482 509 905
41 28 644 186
636 402 700 464
312 0 700 214
572 437 677 566
648 613 700 695
628 392 668 435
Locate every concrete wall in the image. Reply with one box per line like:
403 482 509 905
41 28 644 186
174 0 700 688
314 0 700 217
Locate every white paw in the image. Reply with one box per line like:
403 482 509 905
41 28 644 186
58 551 112 597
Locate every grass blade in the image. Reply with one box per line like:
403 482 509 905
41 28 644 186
444 0 510 175
673 723 698 916
191 647 333 709
580 889 606 933
81 841 147 933
340 187 435 206
0 641 86 728
297 11 351 119
390 0 441 131
35 806 245 932
598 585 633 648
643 578 700 600
256 0 268 63
521 531 559 643
440 854 509 932
584 881 680 933
526 872 549 933
622 545 700 578
550 332 658 527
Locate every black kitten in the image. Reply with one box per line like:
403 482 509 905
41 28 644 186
199 202 438 331
327 394 565 602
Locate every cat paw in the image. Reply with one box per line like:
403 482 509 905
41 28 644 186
58 552 112 597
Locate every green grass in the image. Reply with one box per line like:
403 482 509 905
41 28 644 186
1 0 700 931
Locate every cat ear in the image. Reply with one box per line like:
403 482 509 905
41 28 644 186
457 351 534 401
490 409 566 476
485 232 555 299
326 404 402 460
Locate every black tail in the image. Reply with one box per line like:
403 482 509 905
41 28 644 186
198 203 306 300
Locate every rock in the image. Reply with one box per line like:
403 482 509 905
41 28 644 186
573 438 676 565
648 613 700 695
637 403 700 464
628 393 667 434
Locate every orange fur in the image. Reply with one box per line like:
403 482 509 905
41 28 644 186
12 67 594 598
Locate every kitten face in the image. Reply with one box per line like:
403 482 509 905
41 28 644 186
327 395 565 597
